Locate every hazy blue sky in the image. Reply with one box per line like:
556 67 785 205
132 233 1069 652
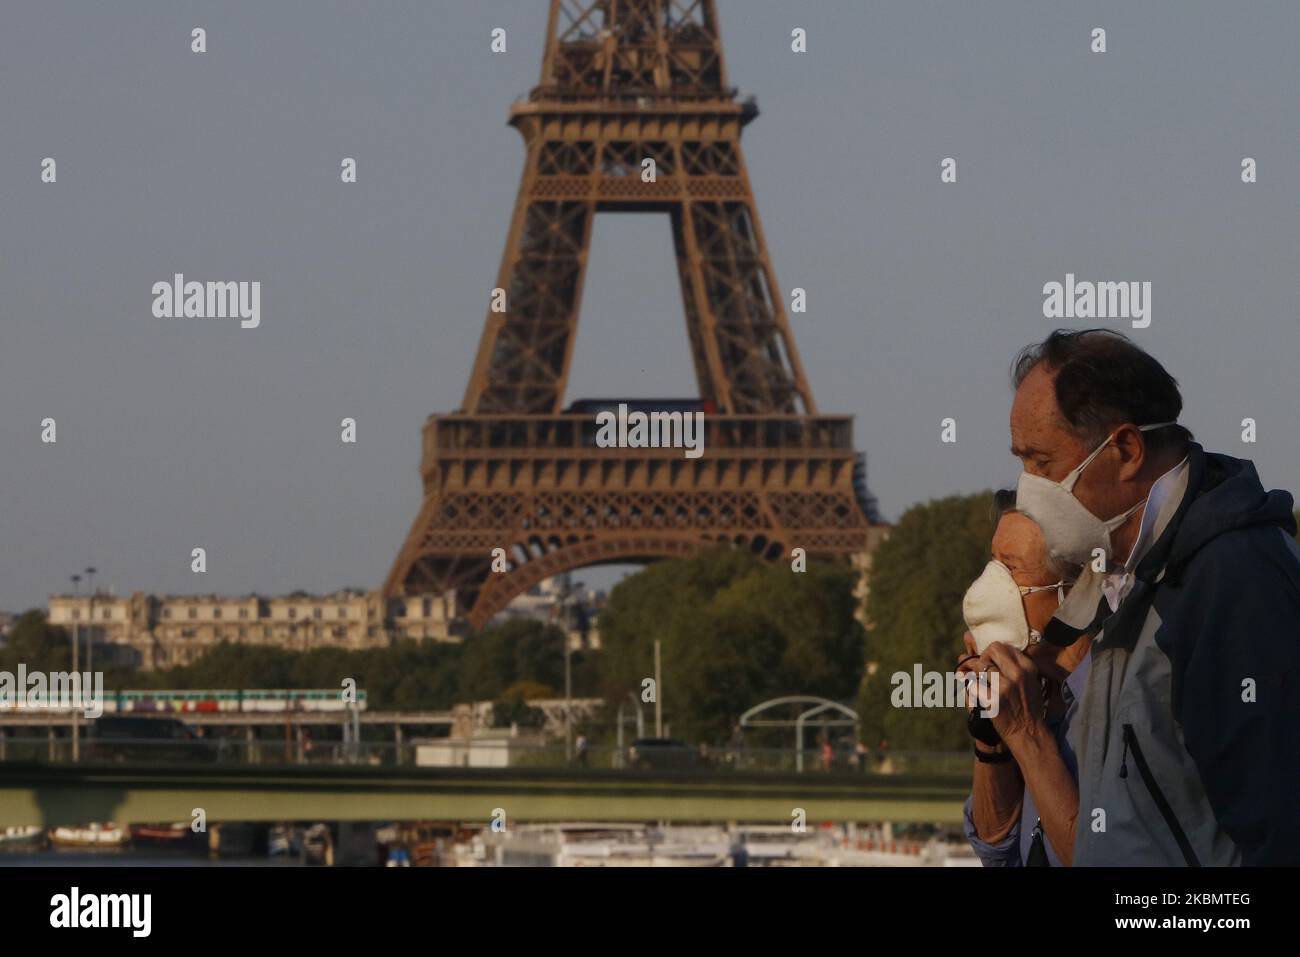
2 1 1297 611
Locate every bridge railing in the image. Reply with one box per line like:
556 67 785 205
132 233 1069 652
0 734 969 777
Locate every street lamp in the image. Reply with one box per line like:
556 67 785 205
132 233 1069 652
84 566 97 677
556 575 574 763
69 573 81 762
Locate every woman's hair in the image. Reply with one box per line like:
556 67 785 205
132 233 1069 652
991 487 1018 523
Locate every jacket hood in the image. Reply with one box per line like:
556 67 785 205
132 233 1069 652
1162 444 1297 574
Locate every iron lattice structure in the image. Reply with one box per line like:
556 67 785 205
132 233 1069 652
385 0 881 629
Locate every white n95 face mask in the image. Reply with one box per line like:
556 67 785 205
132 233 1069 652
962 560 1064 654
1015 422 1176 568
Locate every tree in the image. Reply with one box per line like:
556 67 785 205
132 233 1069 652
856 492 998 750
597 547 866 743
162 643 297 689
0 611 71 673
458 618 570 701
86 619 582 712
492 681 552 728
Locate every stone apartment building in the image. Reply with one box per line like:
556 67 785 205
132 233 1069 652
47 590 453 671
853 525 892 630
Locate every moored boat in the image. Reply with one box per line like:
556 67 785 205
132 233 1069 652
0 826 45 849
129 822 200 847
49 822 129 849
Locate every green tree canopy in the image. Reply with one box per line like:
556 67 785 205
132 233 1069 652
857 491 999 750
597 546 866 744
492 681 553 729
0 610 72 673
122 616 592 712
458 617 576 701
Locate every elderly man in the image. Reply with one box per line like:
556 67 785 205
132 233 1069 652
984 328 1300 866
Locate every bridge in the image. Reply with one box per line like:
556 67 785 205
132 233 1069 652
0 762 968 829
0 709 453 729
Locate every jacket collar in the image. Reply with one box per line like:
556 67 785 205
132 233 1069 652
1040 443 1205 647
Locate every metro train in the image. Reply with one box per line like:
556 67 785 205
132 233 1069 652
6 689 369 714
110 689 365 713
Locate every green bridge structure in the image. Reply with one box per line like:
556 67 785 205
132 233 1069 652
0 763 969 828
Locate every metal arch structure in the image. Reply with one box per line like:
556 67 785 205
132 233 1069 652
739 696 859 773
738 695 858 727
385 0 882 630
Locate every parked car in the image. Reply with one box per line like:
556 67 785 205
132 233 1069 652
626 737 705 770
85 716 218 763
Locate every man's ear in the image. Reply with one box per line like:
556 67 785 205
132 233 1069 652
1111 423 1147 480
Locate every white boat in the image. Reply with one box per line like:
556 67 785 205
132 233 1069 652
49 822 129 848
460 822 978 867
0 826 44 848
129 822 196 846
465 823 733 867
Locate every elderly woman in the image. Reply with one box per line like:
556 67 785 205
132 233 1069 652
958 490 1091 866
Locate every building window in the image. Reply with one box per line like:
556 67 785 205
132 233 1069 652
239 608 249 619
182 628 195 638
238 627 246 638
423 598 433 617
314 627 322 638
163 608 171 619
333 627 347 638
188 608 197 619
101 608 111 620
213 607 222 619
313 607 322 620
263 627 272 639
72 610 80 620
338 608 348 620
289 608 297 619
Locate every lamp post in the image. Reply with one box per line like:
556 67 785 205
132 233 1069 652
558 575 573 763
84 566 97 678
654 640 663 738
69 573 81 762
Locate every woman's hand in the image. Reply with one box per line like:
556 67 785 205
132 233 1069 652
977 641 1047 753
959 632 1011 757
956 631 980 676
957 631 984 713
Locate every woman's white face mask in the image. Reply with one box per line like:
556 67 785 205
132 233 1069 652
1015 422 1176 568
962 560 1065 654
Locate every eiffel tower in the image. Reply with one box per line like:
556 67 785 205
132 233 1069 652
385 0 881 631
